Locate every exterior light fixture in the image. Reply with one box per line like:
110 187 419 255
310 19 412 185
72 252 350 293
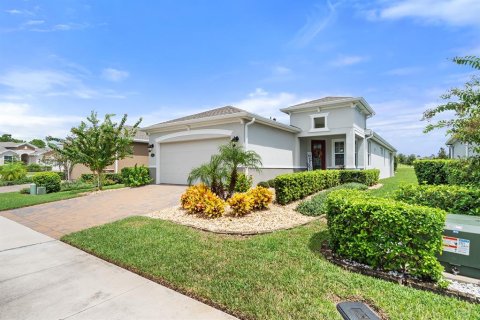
231 136 239 143
148 144 154 153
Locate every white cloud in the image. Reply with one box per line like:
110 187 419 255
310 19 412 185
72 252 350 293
331 55 368 67
0 69 127 99
372 0 480 27
101 68 129 82
5 9 34 16
291 1 341 46
0 102 81 140
385 66 422 76
25 20 45 26
272 66 291 76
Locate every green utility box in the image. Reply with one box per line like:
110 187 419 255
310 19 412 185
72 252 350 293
438 214 480 279
36 186 46 195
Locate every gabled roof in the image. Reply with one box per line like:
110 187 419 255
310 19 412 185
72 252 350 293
280 96 375 115
143 106 301 133
371 131 397 152
124 125 149 142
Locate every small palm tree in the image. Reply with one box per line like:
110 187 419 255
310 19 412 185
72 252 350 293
187 154 228 198
219 142 262 198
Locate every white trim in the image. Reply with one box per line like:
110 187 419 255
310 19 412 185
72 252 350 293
155 129 233 143
309 112 329 132
331 138 346 167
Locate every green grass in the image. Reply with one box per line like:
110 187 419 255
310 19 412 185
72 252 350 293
0 184 125 211
368 165 418 198
63 217 480 320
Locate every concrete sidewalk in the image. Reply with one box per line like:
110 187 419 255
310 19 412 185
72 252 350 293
0 216 237 320
0 183 31 194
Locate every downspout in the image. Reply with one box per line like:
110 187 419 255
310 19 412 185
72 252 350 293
364 129 374 169
244 118 256 175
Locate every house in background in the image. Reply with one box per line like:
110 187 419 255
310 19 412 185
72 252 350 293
0 142 50 165
143 96 396 185
446 137 478 158
70 128 149 179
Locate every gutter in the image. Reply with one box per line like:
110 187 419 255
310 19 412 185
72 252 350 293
244 118 256 175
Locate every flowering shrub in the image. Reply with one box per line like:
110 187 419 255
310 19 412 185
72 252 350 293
227 193 253 216
248 186 273 210
180 184 225 217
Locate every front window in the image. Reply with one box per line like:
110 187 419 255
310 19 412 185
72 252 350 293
367 141 371 166
333 140 345 166
4 155 13 163
310 113 329 131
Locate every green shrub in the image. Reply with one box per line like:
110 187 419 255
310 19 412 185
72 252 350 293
26 163 42 172
274 170 341 205
0 176 32 186
81 173 123 184
394 184 480 216
19 187 30 194
297 183 368 216
60 180 94 191
326 189 446 281
257 181 269 188
413 160 452 185
0 162 27 181
267 179 276 188
446 157 480 187
339 169 380 186
227 173 252 192
32 172 61 193
121 165 152 187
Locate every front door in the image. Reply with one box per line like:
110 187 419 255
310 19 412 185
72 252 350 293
311 140 326 170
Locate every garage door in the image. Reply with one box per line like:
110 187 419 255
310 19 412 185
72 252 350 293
159 137 229 185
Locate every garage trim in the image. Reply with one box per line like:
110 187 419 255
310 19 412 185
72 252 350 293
154 129 233 184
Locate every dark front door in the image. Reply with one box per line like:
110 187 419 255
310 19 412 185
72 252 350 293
311 140 326 170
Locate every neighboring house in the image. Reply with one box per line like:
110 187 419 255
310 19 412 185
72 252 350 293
0 142 50 165
70 128 149 179
143 96 396 185
446 137 479 158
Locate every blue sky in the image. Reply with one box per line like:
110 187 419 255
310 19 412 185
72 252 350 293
1 0 479 155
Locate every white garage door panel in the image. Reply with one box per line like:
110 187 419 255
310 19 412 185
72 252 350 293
159 138 229 185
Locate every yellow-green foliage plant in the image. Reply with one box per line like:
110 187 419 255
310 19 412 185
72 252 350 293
227 193 254 217
203 191 226 218
248 186 273 210
180 184 225 217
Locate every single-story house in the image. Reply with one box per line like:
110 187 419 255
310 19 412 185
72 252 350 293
0 142 50 165
70 127 149 179
446 137 478 158
143 96 396 185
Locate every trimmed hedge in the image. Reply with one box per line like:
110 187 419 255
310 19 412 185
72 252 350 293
274 170 341 205
394 184 480 216
326 189 446 281
296 183 368 216
81 173 123 184
413 160 451 185
339 169 379 186
413 158 480 187
274 169 380 205
32 172 61 193
121 165 152 187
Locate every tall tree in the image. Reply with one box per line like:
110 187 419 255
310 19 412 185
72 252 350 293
45 136 77 180
49 112 141 189
29 139 46 148
423 56 480 154
0 134 24 143
437 147 448 159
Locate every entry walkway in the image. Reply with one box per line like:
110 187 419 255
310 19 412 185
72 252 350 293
0 216 237 320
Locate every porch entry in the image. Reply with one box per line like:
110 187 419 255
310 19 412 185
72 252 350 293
311 140 326 170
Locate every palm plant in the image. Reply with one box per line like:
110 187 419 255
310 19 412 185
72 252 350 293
219 142 262 198
187 154 228 198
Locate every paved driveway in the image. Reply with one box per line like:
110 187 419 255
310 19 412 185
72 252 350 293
0 216 236 320
0 185 185 239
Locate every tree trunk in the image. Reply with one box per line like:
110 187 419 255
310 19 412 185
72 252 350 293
96 171 103 190
228 168 237 198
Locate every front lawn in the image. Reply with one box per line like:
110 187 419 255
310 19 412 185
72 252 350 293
0 184 125 211
63 217 479 320
368 165 418 198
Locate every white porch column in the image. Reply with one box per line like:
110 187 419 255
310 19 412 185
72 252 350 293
345 128 356 169
293 136 301 168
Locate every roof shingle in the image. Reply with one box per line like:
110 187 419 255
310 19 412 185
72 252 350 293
163 106 244 124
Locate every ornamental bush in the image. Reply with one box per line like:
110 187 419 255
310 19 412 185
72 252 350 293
338 169 380 186
446 158 480 187
227 173 252 193
180 184 225 218
32 172 61 193
248 186 273 210
121 165 152 187
0 162 27 181
227 193 253 216
274 170 341 205
81 173 123 185
297 183 368 216
413 160 451 185
394 184 480 216
325 190 446 282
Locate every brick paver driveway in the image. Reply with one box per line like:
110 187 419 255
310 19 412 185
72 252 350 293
0 185 185 239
